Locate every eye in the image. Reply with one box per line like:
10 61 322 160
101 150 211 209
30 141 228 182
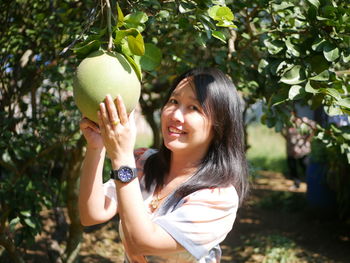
168 98 178 104
189 105 200 111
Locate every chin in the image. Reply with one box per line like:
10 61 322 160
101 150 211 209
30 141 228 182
163 141 187 152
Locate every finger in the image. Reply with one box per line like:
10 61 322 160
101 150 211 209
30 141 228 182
105 94 120 124
99 102 111 130
115 95 128 125
81 118 101 133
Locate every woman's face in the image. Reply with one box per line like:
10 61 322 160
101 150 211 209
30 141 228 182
161 77 214 157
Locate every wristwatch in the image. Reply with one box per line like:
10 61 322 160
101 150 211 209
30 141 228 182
110 166 138 183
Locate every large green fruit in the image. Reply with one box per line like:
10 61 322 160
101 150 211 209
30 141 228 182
73 50 141 123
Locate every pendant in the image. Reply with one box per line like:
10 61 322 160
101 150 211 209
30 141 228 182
150 197 159 211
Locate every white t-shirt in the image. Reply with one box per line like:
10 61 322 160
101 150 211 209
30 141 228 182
103 148 239 262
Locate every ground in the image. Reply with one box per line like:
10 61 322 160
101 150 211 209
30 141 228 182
11 170 349 263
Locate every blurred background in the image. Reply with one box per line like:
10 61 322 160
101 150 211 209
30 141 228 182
1 0 349 262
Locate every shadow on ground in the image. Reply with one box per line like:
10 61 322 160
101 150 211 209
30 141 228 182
222 171 350 263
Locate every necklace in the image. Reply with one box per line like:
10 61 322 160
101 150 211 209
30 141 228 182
149 187 172 212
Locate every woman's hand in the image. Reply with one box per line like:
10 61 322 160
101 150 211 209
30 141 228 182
80 117 104 150
98 94 137 167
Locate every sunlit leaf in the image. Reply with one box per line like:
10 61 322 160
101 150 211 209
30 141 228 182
307 0 320 8
24 218 36 228
312 38 326 51
127 33 145 56
124 11 148 24
136 43 162 71
281 65 306 85
323 43 340 62
305 81 318 94
212 30 226 43
124 54 142 81
117 3 124 27
289 85 303 100
208 6 234 22
72 40 101 59
20 210 31 217
337 98 350 109
309 70 330 81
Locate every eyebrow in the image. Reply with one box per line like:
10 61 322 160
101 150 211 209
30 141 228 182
171 91 198 102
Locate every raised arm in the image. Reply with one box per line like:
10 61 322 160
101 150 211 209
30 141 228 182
78 118 118 226
98 95 184 258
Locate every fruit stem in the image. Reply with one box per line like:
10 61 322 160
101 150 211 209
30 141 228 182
105 0 113 51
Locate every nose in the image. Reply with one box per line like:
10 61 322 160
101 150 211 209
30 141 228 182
171 106 185 123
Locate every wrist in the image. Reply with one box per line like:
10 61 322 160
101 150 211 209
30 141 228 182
86 145 105 152
110 155 135 170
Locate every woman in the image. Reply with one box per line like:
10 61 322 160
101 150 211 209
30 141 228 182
79 67 249 262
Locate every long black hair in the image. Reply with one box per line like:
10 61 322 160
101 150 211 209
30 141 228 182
143 67 249 206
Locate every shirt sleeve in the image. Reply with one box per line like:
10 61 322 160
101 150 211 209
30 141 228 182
154 186 239 260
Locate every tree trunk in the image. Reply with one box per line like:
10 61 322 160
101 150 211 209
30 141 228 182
63 137 85 263
0 232 25 263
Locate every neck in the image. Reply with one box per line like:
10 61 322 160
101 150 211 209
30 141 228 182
166 150 203 184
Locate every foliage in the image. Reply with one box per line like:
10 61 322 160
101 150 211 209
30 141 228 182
0 0 93 262
239 0 350 158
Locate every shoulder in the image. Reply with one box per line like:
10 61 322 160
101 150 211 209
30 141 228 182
134 148 157 177
182 185 239 210
134 148 157 164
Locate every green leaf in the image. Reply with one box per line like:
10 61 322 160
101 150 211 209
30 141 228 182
9 217 20 232
324 104 343 116
337 98 350 109
281 65 306 85
323 43 340 62
305 81 318 94
307 0 320 8
212 30 226 43
124 11 148 25
20 210 31 217
72 40 101 59
124 54 142 81
24 218 36 228
342 50 350 63
114 28 139 46
208 6 235 25
216 20 237 28
120 39 133 56
272 2 294 11
258 59 269 73
309 70 330 81
137 43 162 71
285 38 300 57
321 88 341 100
179 2 195 13
123 12 148 32
117 3 124 27
127 32 145 56
264 39 284 55
311 38 326 52
289 85 303 100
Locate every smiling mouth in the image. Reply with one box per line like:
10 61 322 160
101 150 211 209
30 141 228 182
168 126 186 134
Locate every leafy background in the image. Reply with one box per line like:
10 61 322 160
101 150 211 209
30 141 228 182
1 0 349 262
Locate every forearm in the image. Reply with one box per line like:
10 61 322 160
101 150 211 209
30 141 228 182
115 178 181 255
79 147 116 225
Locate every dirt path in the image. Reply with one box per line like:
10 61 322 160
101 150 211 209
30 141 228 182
221 171 350 263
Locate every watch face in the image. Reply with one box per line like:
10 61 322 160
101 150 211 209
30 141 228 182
118 166 135 183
